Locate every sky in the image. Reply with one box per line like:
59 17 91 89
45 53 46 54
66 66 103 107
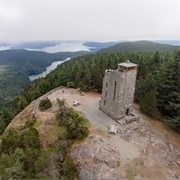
0 0 179 42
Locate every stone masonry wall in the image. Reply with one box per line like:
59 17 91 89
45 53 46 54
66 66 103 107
100 68 137 120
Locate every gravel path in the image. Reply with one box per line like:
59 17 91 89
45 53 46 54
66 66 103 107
42 87 141 167
81 98 140 167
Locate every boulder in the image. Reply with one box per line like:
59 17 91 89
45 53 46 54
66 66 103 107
70 134 125 180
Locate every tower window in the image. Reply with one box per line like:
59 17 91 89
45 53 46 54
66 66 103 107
128 67 135 70
105 91 107 97
113 81 117 100
104 100 106 106
106 83 108 87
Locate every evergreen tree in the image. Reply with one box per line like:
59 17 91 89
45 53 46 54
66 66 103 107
163 50 180 131
139 73 158 117
1 128 19 155
0 108 13 134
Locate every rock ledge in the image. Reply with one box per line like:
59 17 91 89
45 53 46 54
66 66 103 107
70 134 125 180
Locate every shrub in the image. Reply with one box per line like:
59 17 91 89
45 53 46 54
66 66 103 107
22 127 40 149
62 157 76 179
0 154 14 176
39 98 52 111
1 128 19 155
25 118 36 128
66 81 75 88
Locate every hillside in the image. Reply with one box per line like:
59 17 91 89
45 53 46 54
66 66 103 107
99 40 179 53
0 49 89 108
0 88 89 179
0 87 179 179
83 41 120 52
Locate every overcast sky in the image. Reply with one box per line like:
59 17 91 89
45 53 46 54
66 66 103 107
0 0 179 42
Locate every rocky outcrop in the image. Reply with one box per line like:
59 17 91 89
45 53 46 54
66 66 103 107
70 134 125 180
118 119 180 179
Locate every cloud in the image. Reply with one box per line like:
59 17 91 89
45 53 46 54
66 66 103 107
0 1 179 42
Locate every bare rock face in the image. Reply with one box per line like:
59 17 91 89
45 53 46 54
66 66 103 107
70 134 125 180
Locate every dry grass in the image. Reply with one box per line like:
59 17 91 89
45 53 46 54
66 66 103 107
2 101 35 136
126 157 168 179
89 126 110 139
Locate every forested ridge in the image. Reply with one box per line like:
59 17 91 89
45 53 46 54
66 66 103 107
100 41 178 53
0 49 90 108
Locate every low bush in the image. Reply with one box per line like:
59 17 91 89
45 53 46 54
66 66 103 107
39 98 52 111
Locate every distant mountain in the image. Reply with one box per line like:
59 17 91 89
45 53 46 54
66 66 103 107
152 40 180 46
99 41 179 53
10 41 61 49
83 41 120 52
0 49 89 70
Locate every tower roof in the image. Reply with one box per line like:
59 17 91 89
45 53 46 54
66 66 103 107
118 60 138 67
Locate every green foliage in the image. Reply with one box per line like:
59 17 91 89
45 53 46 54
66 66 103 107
3 159 25 180
14 148 26 162
34 150 52 178
0 108 14 135
165 116 180 131
2 148 26 180
1 128 19 155
62 157 76 179
24 148 40 178
67 81 75 88
22 127 41 149
39 98 52 111
0 154 14 176
25 118 36 128
126 168 137 180
66 118 89 140
16 96 28 112
34 150 76 180
0 125 43 179
156 50 180 130
54 132 73 154
139 73 158 117
57 99 89 140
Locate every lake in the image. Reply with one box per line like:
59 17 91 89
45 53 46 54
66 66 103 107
27 42 91 53
0 42 92 53
29 57 70 81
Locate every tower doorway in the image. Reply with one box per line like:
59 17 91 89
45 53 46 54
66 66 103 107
126 108 130 115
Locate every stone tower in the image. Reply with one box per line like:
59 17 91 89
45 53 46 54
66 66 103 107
99 60 138 120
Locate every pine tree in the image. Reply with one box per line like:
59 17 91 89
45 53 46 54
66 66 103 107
139 72 158 117
163 50 180 131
